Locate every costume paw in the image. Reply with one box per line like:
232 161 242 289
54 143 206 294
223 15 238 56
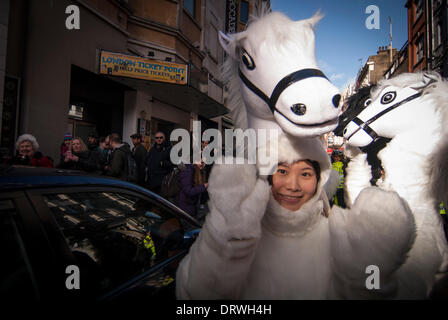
344 151 371 206
207 156 271 238
208 157 260 213
351 187 416 273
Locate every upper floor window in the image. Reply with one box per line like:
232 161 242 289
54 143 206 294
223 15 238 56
184 0 196 18
240 1 249 24
416 35 424 63
434 20 442 48
415 0 423 20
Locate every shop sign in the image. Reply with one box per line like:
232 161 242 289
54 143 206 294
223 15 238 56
225 0 238 33
99 51 188 85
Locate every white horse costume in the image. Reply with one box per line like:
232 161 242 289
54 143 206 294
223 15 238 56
176 12 417 299
343 71 448 298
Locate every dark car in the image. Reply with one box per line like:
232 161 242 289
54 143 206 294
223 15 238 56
0 166 201 302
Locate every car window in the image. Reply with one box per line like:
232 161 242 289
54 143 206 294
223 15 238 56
0 199 38 300
42 191 185 297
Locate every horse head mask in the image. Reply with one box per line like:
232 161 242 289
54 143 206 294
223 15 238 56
219 11 342 138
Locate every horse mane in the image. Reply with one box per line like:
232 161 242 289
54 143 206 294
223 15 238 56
372 71 448 207
220 11 323 130
334 85 374 137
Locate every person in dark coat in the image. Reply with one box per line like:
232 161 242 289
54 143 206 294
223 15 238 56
8 134 54 168
131 133 148 186
105 134 131 180
59 137 98 172
87 132 99 152
145 131 173 194
92 136 109 173
177 161 208 218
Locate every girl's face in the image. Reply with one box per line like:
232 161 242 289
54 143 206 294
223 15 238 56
19 140 34 158
64 140 71 147
72 139 82 153
271 160 318 211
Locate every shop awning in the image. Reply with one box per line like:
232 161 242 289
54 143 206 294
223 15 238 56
103 75 229 119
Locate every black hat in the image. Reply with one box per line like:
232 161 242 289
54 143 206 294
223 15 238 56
130 133 142 139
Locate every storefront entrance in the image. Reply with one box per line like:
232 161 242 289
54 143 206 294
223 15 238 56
68 65 131 142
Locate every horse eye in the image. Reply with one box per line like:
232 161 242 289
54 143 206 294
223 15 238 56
363 99 372 108
241 50 255 70
380 91 396 104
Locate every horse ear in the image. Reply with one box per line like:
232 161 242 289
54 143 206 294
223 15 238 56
410 72 439 90
218 31 238 59
305 10 324 30
422 72 439 84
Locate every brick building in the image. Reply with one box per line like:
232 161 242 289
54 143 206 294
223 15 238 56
406 0 448 76
356 46 398 88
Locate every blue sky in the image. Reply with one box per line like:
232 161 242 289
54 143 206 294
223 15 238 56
270 0 409 91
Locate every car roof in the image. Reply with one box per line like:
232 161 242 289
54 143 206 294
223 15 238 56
0 165 143 189
0 165 201 227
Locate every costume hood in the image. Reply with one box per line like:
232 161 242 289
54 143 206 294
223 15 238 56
257 132 331 197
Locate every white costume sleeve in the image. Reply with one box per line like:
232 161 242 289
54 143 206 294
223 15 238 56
176 158 271 299
328 187 416 299
344 145 372 207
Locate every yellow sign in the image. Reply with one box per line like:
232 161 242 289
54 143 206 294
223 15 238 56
99 51 188 85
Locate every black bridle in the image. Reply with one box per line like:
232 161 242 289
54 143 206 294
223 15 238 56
345 91 423 142
238 67 329 115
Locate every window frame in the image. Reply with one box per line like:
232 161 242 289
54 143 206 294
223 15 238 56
25 184 199 299
415 0 423 21
416 35 425 64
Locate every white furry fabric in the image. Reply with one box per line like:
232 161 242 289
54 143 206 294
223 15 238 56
176 134 417 299
344 146 373 207
219 11 341 138
343 72 448 298
325 169 343 201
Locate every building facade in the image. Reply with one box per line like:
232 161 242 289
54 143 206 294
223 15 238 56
406 0 448 76
1 0 268 162
383 41 409 79
356 46 398 88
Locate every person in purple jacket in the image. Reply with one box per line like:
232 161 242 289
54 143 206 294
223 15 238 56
177 160 208 218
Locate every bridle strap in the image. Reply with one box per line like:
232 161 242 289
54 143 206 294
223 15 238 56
347 92 423 141
238 68 271 107
269 69 328 111
238 68 329 114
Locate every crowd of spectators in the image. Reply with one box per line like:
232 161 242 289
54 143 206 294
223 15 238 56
3 131 211 221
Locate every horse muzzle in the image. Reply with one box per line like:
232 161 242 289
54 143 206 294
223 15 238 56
239 68 340 116
290 93 340 116
343 121 374 147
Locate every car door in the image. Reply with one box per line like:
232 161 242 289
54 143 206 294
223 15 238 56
0 190 67 301
26 185 200 301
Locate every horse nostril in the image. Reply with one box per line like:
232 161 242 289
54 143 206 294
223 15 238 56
291 103 307 116
332 94 341 108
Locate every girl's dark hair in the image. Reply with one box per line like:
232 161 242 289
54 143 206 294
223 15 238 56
267 160 321 185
